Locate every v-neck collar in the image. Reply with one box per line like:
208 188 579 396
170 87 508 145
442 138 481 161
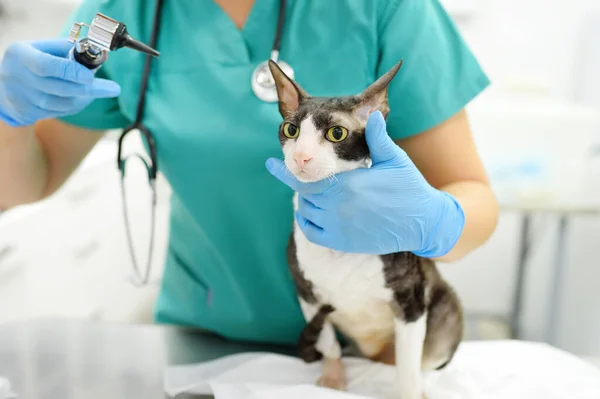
207 0 274 64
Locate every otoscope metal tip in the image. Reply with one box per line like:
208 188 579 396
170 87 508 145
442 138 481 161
122 34 160 57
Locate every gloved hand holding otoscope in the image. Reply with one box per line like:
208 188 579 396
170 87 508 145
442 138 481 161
0 13 159 128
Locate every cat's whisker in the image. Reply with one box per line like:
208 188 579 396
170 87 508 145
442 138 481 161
273 159 294 176
273 161 286 173
324 172 339 185
274 161 297 181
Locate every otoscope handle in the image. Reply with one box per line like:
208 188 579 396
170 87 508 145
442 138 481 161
68 38 108 71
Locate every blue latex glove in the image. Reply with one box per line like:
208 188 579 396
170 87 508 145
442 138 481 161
266 111 465 257
0 39 121 127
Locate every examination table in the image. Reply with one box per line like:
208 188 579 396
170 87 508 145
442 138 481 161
1 320 599 399
0 319 294 399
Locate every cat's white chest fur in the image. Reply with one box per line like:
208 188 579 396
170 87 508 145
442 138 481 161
292 194 396 343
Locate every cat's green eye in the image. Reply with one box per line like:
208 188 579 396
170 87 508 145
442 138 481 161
283 122 299 139
326 126 348 143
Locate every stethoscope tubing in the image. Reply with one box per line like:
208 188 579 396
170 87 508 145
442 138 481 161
118 0 291 285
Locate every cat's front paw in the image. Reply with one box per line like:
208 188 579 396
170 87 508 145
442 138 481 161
317 374 346 391
317 357 346 391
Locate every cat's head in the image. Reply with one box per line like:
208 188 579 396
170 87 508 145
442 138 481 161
268 60 403 183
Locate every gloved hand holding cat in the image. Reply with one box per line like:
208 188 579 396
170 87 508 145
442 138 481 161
265 110 465 258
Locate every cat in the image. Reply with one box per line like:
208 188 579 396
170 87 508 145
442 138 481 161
267 59 464 399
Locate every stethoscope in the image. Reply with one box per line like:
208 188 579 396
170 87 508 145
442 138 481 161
117 0 293 286
251 0 294 102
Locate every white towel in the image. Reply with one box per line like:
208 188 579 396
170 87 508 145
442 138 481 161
164 340 600 399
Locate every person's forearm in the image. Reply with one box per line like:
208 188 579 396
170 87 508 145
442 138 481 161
0 121 48 209
435 180 499 262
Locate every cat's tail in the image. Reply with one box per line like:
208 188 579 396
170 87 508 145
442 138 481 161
298 304 335 363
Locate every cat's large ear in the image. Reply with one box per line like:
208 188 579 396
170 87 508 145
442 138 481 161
354 60 403 123
268 60 310 118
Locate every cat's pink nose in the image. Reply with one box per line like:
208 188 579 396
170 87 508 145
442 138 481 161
294 152 313 168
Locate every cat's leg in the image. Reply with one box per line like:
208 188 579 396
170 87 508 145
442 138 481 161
383 252 428 398
298 299 345 390
394 314 428 399
422 283 463 372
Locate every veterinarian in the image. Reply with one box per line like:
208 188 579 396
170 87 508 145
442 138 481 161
0 0 498 345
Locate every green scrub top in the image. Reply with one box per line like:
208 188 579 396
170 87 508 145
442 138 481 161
59 0 490 345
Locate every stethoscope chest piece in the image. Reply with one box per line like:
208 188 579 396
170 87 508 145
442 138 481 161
252 58 294 102
251 0 291 102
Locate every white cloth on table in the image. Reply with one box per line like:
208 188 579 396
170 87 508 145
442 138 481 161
164 340 600 399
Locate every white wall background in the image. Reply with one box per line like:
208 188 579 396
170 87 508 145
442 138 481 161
1 0 600 356
450 0 600 100
440 0 600 356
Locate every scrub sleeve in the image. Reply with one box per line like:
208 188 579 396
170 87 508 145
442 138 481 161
379 0 490 140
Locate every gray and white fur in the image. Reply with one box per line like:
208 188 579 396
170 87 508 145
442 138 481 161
268 60 463 399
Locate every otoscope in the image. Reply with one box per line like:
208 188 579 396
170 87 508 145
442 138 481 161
67 13 159 70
